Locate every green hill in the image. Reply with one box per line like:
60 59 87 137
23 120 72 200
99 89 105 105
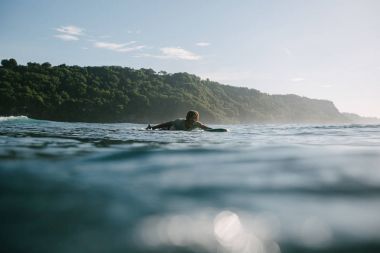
0 58 350 124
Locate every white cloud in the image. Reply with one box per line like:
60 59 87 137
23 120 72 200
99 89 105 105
118 45 146 52
94 41 134 50
290 77 305 82
138 47 201 60
196 42 211 47
54 25 84 41
56 25 84 36
93 41 145 53
54 34 79 41
159 47 201 60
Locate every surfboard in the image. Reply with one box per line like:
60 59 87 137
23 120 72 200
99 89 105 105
205 128 228 132
145 124 228 132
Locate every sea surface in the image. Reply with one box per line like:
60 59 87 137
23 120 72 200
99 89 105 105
1 116 380 253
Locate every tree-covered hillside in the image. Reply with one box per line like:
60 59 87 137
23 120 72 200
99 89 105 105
0 58 349 124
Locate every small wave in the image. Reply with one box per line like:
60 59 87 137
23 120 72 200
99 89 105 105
312 124 380 130
0 115 30 122
344 124 380 129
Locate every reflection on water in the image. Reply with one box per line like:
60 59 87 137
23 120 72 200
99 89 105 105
1 116 380 253
138 210 280 253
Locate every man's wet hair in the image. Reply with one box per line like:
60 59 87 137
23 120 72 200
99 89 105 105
186 110 199 121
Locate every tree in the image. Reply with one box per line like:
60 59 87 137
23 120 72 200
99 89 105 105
42 62 52 68
1 58 18 69
0 58 348 124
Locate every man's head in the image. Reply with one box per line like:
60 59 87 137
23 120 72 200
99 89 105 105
186 110 199 122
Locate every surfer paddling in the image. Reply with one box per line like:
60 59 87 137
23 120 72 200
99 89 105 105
146 110 214 131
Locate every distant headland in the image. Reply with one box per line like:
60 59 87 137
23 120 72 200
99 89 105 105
0 58 378 124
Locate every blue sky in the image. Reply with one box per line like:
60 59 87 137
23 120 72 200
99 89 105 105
1 0 380 117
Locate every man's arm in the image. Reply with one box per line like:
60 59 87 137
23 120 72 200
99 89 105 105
195 121 212 130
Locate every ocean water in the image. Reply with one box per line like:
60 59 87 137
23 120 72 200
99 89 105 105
1 116 380 253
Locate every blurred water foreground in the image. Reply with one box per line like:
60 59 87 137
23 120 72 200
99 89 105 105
1 116 380 253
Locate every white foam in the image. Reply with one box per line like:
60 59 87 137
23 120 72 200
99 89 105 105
0 115 29 121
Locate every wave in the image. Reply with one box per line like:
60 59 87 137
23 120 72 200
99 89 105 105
0 115 30 122
324 124 380 129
